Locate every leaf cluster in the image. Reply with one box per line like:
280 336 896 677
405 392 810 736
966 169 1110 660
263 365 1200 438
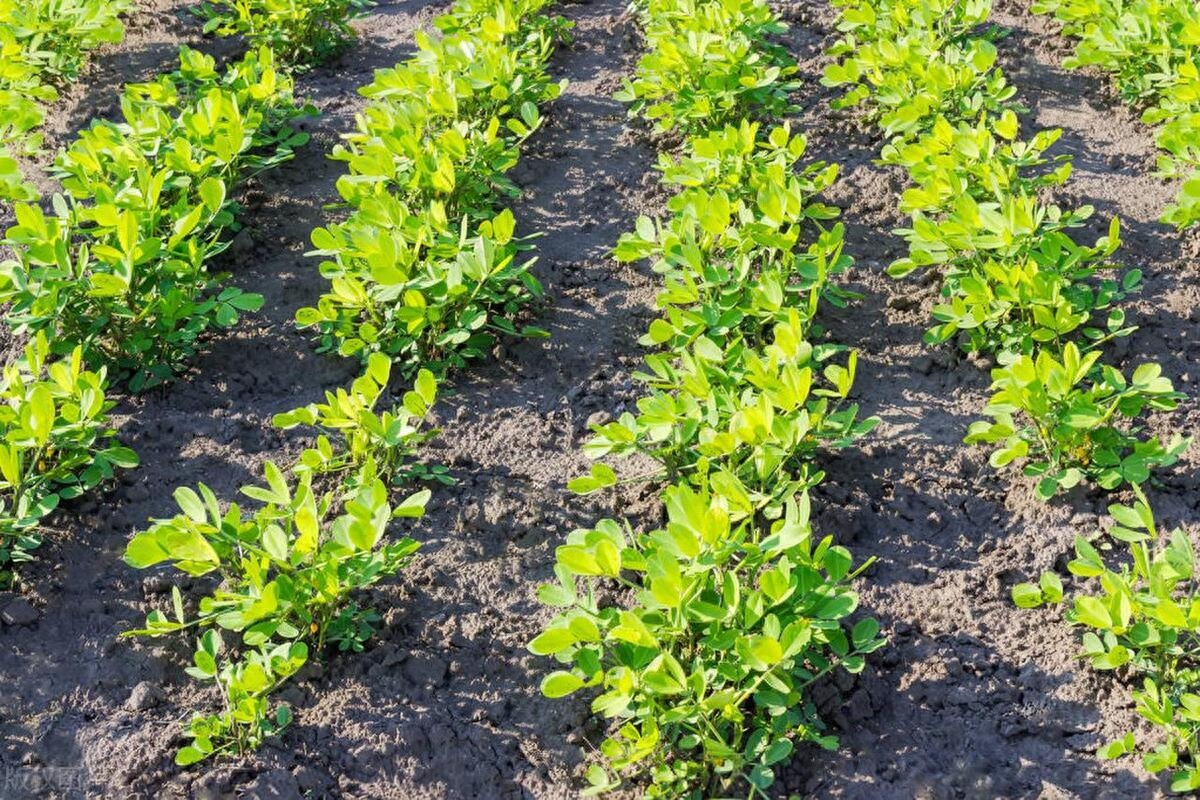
534 488 882 798
123 360 437 765
0 0 131 201
0 47 312 390
0 332 136 583
1013 493 1200 791
296 0 571 376
613 0 799 134
1033 0 1200 228
197 0 373 68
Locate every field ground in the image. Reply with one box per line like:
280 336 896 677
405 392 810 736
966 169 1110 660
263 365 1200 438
0 0 1197 797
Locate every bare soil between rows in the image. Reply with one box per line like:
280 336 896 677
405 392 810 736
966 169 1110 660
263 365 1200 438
1 0 1197 798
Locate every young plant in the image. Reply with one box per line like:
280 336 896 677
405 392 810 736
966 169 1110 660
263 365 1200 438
822 0 1015 139
965 343 1189 499
577 319 877 514
532 484 883 797
297 0 569 375
0 332 136 581
272 354 438 486
0 47 311 389
124 464 428 653
123 464 429 763
123 365 437 765
176 633 308 765
1013 493 1200 790
196 0 372 67
614 0 798 134
0 0 131 139
299 210 547 374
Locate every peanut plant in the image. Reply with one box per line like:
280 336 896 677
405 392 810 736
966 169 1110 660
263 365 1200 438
124 363 437 765
0 333 136 584
1014 493 1200 791
197 0 373 68
0 47 312 390
827 0 1199 788
297 0 570 376
531 0 884 794
535 488 881 797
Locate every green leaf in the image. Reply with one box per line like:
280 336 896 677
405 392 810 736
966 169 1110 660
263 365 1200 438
175 745 208 767
541 671 585 698
1012 582 1044 608
175 487 207 523
262 524 288 561
529 627 575 655
393 489 430 518
567 463 617 495
125 533 169 568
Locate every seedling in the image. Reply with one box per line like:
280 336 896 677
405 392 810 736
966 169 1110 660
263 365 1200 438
0 333 136 582
197 0 373 67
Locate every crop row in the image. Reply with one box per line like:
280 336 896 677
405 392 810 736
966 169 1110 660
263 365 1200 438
1033 0 1200 229
0 45 310 584
824 0 1187 500
297 0 569 377
0 0 413 755
0 0 130 202
0 0 387 585
824 0 1198 788
529 0 884 795
116 0 572 766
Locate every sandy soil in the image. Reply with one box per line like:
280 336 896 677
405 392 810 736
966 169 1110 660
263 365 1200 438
0 0 1196 798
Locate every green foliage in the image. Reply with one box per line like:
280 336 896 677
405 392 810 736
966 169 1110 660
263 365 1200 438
824 0 1188 497
965 343 1189 499
296 0 569 376
533 486 883 797
1033 0 1200 228
0 0 131 201
601 122 876 506
0 47 311 390
272 353 439 486
175 634 307 765
124 466 427 648
613 0 797 134
197 0 373 68
123 368 438 765
822 0 1013 138
533 0 881 793
1013 493 1200 790
0 332 136 581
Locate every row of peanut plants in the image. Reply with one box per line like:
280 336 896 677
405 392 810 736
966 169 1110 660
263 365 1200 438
119 0 574 766
1033 0 1200 229
529 0 885 795
824 0 1199 789
0 0 375 759
0 46 311 583
0 0 136 583
0 0 375 587
0 0 130 202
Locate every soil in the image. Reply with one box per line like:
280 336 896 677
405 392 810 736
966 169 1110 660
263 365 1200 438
0 0 1196 798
